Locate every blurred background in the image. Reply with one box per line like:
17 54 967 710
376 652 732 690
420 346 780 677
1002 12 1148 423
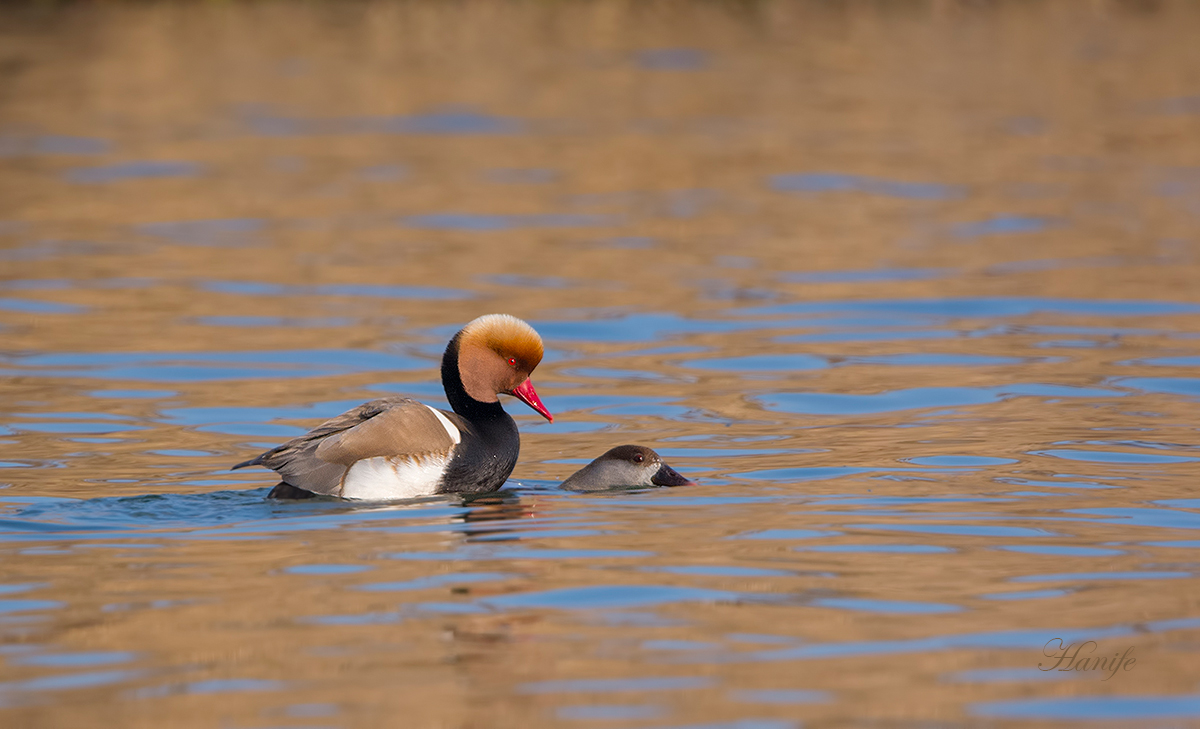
2 1 1200 726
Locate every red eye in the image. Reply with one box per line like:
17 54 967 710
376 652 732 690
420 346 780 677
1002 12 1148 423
508 357 517 367
633 453 644 463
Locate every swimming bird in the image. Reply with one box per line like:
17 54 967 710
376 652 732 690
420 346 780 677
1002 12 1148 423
233 314 553 500
560 445 693 492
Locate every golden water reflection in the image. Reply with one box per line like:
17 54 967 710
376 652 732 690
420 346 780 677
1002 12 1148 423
2 1 1200 726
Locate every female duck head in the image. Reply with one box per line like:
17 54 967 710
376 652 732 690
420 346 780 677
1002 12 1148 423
561 445 693 491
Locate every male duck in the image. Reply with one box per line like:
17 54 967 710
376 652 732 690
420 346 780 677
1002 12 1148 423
234 314 552 500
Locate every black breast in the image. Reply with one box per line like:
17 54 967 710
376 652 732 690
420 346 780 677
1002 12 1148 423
438 411 520 494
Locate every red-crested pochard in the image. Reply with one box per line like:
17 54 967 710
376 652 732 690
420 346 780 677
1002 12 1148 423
233 314 553 500
560 445 694 491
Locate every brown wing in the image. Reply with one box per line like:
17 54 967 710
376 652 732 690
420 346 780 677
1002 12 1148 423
234 397 460 496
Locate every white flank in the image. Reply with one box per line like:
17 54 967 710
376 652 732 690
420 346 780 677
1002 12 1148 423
426 405 461 444
341 454 450 501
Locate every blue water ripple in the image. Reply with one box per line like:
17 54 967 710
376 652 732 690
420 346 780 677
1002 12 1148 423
358 572 512 591
200 280 470 300
12 651 136 667
727 529 837 540
1064 507 1200 529
685 354 827 371
950 215 1058 239
242 106 522 137
0 349 424 381
522 676 714 694
0 669 144 697
481 585 737 610
907 455 1019 467
1013 571 1189 583
771 173 962 200
66 161 202 183
402 212 617 231
973 694 1200 720
138 219 264 247
729 689 831 704
636 48 709 71
811 598 961 614
558 704 663 720
759 383 1121 416
851 523 1054 538
797 544 953 554
283 564 372 576
0 134 109 157
782 268 952 284
981 589 1070 601
997 545 1122 556
0 298 87 314
742 297 1200 320
1034 449 1198 464
1114 377 1200 398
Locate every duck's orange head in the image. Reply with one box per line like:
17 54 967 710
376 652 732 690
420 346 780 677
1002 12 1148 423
455 314 552 421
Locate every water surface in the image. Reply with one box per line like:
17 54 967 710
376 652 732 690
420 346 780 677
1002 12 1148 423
2 2 1200 726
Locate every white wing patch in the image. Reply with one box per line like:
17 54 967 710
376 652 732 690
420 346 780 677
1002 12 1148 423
426 405 461 444
340 453 451 501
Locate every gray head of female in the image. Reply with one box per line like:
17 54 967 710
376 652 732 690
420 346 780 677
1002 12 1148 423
560 445 693 492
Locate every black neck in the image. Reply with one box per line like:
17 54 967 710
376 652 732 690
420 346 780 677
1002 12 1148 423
442 332 508 422
439 330 521 494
